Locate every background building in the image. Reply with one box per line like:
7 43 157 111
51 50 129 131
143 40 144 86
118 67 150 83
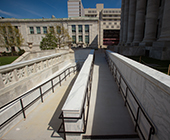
119 0 170 60
0 17 98 52
68 1 121 47
68 0 85 17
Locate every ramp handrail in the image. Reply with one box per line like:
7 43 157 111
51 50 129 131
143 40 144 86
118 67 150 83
0 63 79 130
105 51 156 140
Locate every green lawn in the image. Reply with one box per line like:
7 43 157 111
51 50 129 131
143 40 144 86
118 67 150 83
0 56 19 66
127 56 170 74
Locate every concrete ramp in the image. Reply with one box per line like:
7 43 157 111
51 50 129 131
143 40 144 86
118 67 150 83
82 50 139 139
1 73 77 140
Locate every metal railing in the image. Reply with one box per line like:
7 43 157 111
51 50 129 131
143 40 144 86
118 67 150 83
58 55 94 140
0 64 79 130
105 52 156 140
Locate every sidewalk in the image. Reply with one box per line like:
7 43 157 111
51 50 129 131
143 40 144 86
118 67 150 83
83 50 139 139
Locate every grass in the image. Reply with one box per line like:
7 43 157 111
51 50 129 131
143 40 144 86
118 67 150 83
127 56 170 74
0 56 19 66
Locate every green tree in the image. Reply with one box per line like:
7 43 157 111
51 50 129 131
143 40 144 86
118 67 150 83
0 23 24 53
40 32 58 50
51 24 71 48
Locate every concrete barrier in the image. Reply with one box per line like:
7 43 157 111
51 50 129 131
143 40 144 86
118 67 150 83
106 50 170 140
60 50 94 140
0 52 73 107
0 63 77 138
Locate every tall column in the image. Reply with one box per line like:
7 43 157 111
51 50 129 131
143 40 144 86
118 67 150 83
140 0 160 46
119 0 125 45
158 0 170 41
122 0 129 45
132 0 146 46
126 0 137 45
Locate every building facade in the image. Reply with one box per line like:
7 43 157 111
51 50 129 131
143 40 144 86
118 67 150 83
119 0 170 60
68 0 84 17
0 17 98 52
68 0 121 47
84 4 121 47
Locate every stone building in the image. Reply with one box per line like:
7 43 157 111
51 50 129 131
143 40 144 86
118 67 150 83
119 0 170 60
0 0 121 52
0 17 98 52
84 4 121 47
68 0 85 17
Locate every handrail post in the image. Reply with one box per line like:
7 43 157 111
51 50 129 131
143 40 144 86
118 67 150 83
64 71 66 81
135 107 140 132
51 80 54 93
39 87 43 103
20 98 26 119
59 75 61 86
124 86 128 106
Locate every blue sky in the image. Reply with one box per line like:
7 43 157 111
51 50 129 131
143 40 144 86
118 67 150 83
0 0 121 19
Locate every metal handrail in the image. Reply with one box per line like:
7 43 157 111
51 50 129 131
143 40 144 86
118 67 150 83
57 54 94 139
0 64 79 130
105 52 156 140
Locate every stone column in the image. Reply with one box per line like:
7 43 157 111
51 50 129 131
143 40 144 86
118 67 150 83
158 0 170 41
76 25 79 43
126 0 137 46
140 0 160 46
119 0 125 45
122 0 129 45
132 0 146 46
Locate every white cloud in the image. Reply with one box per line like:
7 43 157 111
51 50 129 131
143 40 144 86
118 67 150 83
21 8 43 17
0 9 19 18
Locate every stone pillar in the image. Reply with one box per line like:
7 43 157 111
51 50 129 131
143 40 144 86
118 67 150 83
122 0 129 45
140 0 160 46
158 0 170 41
76 25 79 43
132 0 146 46
126 0 137 45
119 0 125 45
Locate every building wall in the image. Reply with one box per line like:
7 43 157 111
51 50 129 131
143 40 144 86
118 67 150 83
68 0 84 17
119 0 170 60
84 5 121 47
0 18 98 51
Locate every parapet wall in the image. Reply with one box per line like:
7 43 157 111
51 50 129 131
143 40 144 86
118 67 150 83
106 50 170 140
0 52 73 107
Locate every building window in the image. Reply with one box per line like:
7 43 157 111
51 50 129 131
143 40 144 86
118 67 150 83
106 26 109 28
78 25 82 33
79 35 83 42
85 35 89 44
109 22 112 25
103 22 106 25
72 25 76 33
30 27 34 34
111 26 114 28
57 26 61 34
43 27 47 34
72 35 76 44
49 26 54 33
114 22 117 25
85 25 89 33
36 27 41 34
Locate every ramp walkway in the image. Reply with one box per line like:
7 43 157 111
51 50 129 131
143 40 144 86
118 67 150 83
1 73 77 140
1 50 139 140
82 50 139 140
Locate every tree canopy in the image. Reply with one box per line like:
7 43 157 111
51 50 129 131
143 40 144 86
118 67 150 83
40 24 71 50
40 32 58 50
0 23 24 50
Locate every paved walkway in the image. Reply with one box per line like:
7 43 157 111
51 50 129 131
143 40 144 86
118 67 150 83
82 50 139 140
1 73 77 140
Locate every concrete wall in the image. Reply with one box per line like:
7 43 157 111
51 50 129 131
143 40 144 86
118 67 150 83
106 50 170 140
0 52 73 107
